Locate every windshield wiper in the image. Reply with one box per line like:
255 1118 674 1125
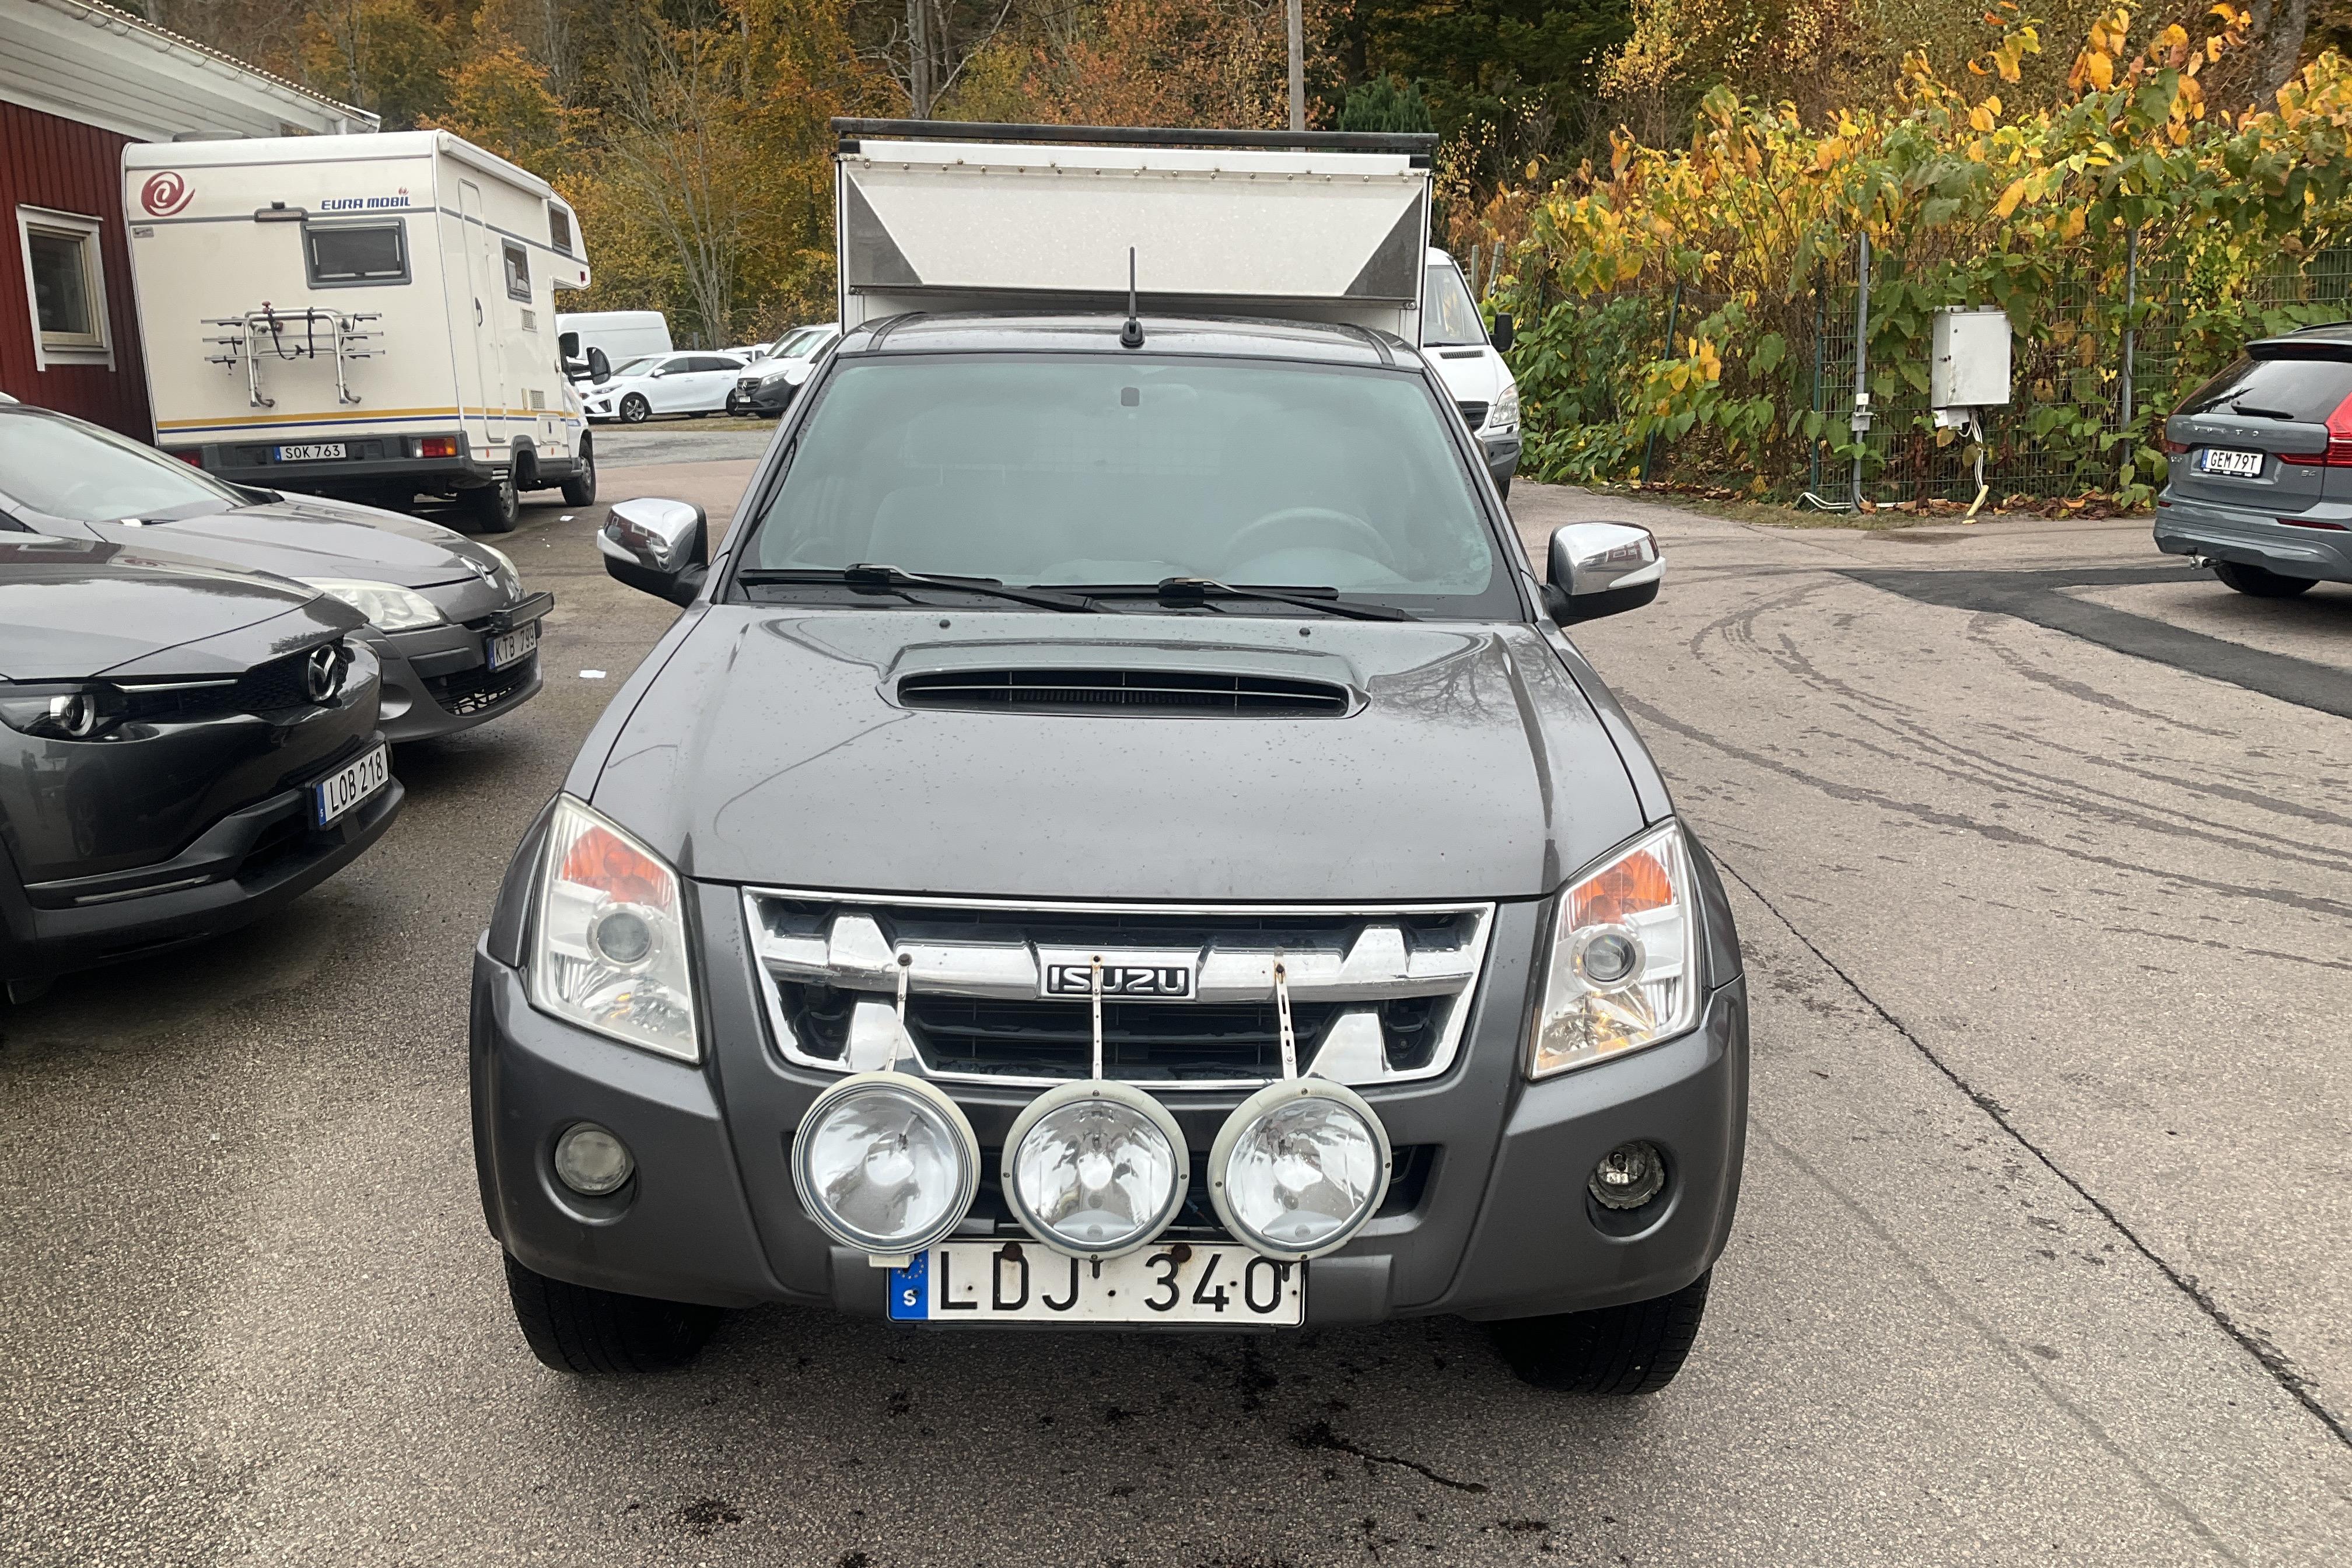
736 564 1102 613
1084 577 1413 621
2228 401 2298 420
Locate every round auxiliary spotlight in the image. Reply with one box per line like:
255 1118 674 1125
790 1071 981 1261
1003 1079 1189 1261
1208 1077 1392 1264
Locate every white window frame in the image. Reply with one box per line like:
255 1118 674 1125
16 206 113 370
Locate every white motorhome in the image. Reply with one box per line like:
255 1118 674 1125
832 130 1520 489
556 310 671 382
122 131 594 530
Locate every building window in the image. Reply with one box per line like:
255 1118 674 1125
304 219 408 286
16 207 110 368
548 205 573 256
503 240 531 302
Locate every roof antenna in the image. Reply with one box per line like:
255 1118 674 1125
1120 247 1144 349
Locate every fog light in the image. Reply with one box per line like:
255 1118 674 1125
1589 1140 1667 1211
1209 1079 1391 1262
792 1072 979 1261
1005 1080 1187 1260
554 1122 634 1196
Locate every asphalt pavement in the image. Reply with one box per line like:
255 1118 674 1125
2 453 2347 1566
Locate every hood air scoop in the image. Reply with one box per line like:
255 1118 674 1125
897 666 1352 718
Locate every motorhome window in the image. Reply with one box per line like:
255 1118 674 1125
741 355 1510 615
17 208 107 354
548 206 573 256
503 242 531 302
1423 263 1486 347
305 220 408 286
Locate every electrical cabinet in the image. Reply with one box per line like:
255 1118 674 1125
1931 307 2011 410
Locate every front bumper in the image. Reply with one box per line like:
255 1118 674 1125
471 897 1748 1324
729 379 798 416
2154 493 2352 582
369 590 552 742
0 759 401 982
1480 431 1522 488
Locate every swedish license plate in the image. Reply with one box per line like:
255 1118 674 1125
485 620 540 671
275 443 346 462
312 743 390 828
890 1241 1303 1326
2199 448 2264 478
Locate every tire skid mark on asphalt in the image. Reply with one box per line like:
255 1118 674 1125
1617 692 2352 921
1971 715 2352 834
1969 620 2238 740
1718 856 2352 1457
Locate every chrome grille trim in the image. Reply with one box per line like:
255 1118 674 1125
743 887 1496 1089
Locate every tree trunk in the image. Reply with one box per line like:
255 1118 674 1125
2255 0 2312 101
908 0 933 117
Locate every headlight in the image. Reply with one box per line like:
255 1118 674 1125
0 682 122 741
792 1072 980 1259
528 794 699 1061
1529 821 1698 1079
1005 1080 1188 1260
299 578 444 632
1487 382 1521 435
757 363 796 387
1209 1079 1391 1262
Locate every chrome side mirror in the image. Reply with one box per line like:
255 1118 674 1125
600 497 708 606
1544 522 1662 626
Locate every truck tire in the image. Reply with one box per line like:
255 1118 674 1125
463 467 519 533
1489 1269 1712 1395
620 394 652 424
502 1252 720 1375
560 439 598 506
2214 561 2316 598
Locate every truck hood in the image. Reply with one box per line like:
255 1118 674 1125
87 492 503 590
589 609 1646 901
1427 345 1509 405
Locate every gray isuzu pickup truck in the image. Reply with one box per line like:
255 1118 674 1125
469 123 1747 1393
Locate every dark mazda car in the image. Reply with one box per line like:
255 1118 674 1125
0 536 401 998
2157 323 2352 596
0 405 552 741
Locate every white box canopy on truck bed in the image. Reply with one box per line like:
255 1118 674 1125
832 120 1436 341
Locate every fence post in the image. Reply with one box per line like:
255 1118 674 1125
1640 281 1683 486
1807 284 1825 498
2119 226 2139 477
1850 232 1872 508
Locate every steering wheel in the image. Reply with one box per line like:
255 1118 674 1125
1220 508 1401 576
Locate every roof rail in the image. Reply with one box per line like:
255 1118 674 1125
832 118 1438 156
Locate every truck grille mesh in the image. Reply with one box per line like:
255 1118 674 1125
745 890 1493 1088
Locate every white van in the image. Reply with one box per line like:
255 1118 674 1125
122 131 594 530
1423 247 1522 495
557 310 672 381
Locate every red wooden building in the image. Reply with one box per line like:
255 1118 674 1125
0 0 370 438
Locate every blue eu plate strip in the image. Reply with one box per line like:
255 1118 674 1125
888 1252 929 1320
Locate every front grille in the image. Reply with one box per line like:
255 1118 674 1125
1455 400 1490 432
109 644 338 724
747 890 1493 1088
424 654 534 716
897 668 1351 718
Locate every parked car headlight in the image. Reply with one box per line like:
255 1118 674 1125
528 794 699 1061
1529 821 1698 1079
792 1072 981 1259
1486 382 1520 436
0 682 124 741
300 579 445 632
1209 1079 1391 1262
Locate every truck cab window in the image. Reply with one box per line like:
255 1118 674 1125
305 221 407 286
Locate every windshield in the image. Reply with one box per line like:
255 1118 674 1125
775 326 825 359
1423 263 1488 347
738 354 1507 612
611 356 660 378
0 411 244 524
